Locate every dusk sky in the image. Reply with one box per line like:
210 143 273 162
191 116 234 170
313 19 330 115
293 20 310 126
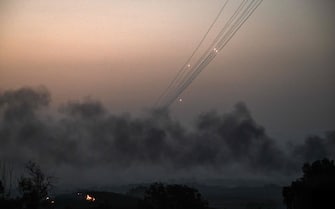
1 0 334 140
0 0 335 186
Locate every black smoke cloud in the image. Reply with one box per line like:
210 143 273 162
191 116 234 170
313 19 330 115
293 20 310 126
0 87 334 184
293 131 335 162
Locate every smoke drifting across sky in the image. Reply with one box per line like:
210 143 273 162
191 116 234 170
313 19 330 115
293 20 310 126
0 87 334 186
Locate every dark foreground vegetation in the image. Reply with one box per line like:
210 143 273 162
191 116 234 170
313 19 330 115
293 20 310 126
1 159 334 209
283 158 335 209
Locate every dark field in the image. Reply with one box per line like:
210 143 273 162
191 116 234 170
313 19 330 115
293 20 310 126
53 184 285 209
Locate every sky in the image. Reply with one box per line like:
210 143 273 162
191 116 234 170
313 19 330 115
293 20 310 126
0 0 335 185
1 0 334 139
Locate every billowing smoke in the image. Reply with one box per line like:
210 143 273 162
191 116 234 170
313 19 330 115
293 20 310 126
0 87 334 185
293 131 335 162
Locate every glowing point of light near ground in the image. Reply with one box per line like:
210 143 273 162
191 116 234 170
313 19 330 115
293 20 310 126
187 64 191 68
86 194 96 202
179 98 183 102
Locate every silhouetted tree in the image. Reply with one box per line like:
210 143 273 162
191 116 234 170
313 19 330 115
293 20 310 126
18 161 54 209
283 158 335 209
140 182 209 209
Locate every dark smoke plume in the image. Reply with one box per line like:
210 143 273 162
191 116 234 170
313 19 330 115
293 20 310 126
0 87 334 184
